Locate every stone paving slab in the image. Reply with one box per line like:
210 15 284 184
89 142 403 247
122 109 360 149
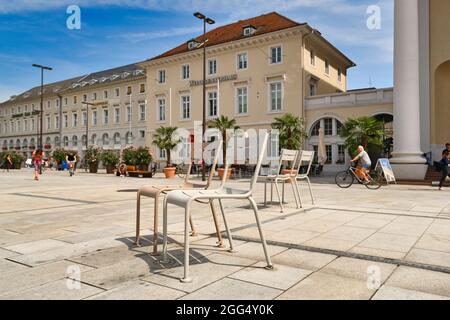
372 285 450 300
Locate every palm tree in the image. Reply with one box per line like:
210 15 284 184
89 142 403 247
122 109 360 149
271 113 308 151
208 116 240 165
340 116 384 157
152 126 180 167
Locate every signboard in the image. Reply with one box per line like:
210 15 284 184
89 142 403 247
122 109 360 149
190 74 237 87
375 158 396 184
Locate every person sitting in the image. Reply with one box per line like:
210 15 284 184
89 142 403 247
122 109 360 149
351 146 372 183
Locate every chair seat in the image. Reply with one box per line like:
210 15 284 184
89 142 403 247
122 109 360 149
166 187 248 207
139 183 189 198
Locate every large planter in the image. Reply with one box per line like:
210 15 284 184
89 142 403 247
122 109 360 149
218 168 232 180
138 164 149 171
127 165 136 172
89 162 98 174
105 165 115 174
164 167 176 179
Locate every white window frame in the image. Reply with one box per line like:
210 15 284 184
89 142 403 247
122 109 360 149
72 112 78 128
63 114 68 128
114 107 120 124
235 86 249 115
325 59 330 75
103 108 109 125
267 81 283 113
237 52 248 71
92 110 98 126
114 88 120 97
181 64 190 80
126 105 132 123
139 103 146 121
208 58 217 76
180 95 191 120
158 69 166 84
310 49 316 66
157 98 166 122
207 91 218 118
103 90 109 99
269 44 283 65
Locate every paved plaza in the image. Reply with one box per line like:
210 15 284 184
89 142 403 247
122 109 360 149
1 169 450 300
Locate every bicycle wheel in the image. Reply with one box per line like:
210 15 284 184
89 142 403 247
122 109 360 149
335 171 355 189
177 164 187 179
365 171 383 190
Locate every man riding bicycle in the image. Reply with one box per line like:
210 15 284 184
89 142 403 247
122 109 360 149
351 146 371 183
66 152 77 177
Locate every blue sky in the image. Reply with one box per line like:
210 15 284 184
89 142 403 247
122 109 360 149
0 0 394 102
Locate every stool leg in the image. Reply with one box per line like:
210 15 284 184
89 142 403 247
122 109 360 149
135 191 141 246
151 195 159 255
210 200 224 248
181 205 192 283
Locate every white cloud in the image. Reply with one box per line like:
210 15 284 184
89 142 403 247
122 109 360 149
111 25 202 43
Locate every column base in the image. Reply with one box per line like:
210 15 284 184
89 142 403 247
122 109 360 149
390 153 427 180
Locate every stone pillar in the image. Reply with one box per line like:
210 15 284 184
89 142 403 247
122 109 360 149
390 0 427 180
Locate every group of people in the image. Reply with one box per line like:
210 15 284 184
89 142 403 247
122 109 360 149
30 150 78 181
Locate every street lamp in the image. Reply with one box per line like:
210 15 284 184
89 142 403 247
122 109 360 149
81 101 96 172
32 64 52 152
194 12 215 182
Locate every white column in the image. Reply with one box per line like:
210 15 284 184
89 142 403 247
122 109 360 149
391 0 427 179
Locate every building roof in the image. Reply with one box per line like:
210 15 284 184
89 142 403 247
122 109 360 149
0 63 146 106
149 12 305 61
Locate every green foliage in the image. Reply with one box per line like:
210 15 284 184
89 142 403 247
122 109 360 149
1 151 24 168
271 113 308 151
85 146 100 163
135 146 153 166
208 116 240 164
52 148 67 164
152 126 180 166
100 150 120 167
122 147 138 166
340 116 384 158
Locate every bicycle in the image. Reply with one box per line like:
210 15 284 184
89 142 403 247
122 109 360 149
335 163 383 190
175 163 189 179
117 162 127 177
68 161 76 177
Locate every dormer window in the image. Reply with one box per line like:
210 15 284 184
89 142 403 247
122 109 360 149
243 25 256 37
187 40 198 50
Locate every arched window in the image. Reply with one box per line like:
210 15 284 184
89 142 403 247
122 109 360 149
30 138 36 148
91 134 97 145
16 139 21 147
102 133 109 146
46 137 51 144
81 135 87 146
310 117 344 137
22 139 28 148
54 136 60 147
72 135 78 147
113 132 121 145
9 139 14 149
126 132 133 145
63 136 69 147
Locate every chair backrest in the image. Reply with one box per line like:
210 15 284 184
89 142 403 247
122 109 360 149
298 150 315 176
278 149 299 177
186 139 223 188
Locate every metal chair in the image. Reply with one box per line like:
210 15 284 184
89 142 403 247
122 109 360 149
294 151 316 206
263 149 301 213
161 133 272 283
135 141 224 255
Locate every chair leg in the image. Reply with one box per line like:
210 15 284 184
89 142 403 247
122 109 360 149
248 196 273 269
161 197 169 263
151 195 159 255
189 215 197 237
135 191 141 246
218 199 235 252
181 205 192 283
306 177 315 205
210 200 224 248
294 179 303 208
290 180 300 209
264 180 267 206
274 181 284 213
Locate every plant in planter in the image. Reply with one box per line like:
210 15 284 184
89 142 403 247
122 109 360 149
208 116 240 179
5 151 25 169
100 150 119 174
152 126 180 178
85 146 100 173
52 148 67 170
122 147 138 171
135 146 153 172
272 113 308 178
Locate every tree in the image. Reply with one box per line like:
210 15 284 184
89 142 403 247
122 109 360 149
271 113 308 151
208 116 240 165
340 116 384 157
152 126 180 167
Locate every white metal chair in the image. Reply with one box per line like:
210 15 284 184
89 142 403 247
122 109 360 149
135 141 224 255
294 150 316 206
162 133 272 283
263 149 300 213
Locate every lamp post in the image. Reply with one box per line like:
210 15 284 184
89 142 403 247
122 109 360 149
81 102 95 172
32 64 52 152
194 12 215 182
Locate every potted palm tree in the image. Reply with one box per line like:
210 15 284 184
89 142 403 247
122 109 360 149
208 116 240 179
152 126 180 178
272 113 308 179
100 150 119 174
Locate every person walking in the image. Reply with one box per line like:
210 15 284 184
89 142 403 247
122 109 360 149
66 151 77 177
2 153 13 172
439 150 450 190
32 149 44 181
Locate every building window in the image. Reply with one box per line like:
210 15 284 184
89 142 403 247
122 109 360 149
92 92 97 101
140 130 146 139
114 133 121 145
139 104 146 121
103 109 109 125
91 134 97 145
82 112 87 127
324 118 333 136
63 136 69 147
17 121 21 132
114 107 120 124
64 98 68 105
269 82 282 112
55 116 59 129
126 105 132 122
269 132 280 158
158 70 166 84
72 113 78 127
337 121 343 135
326 145 332 164
236 87 248 114
325 59 330 75
56 99 60 107
208 91 218 118
126 132 133 145
92 110 98 126
102 134 109 146
338 68 342 82
337 145 346 164
270 46 282 64
310 49 316 66
309 83 316 96
237 53 248 70
311 122 320 136
139 83 146 94
181 95 191 120
158 98 166 122
63 115 68 128
24 120 27 132
72 135 78 147
158 148 166 160
115 88 120 97
127 86 132 96
208 59 217 75
47 101 51 109
73 96 77 104
182 65 190 80
83 94 87 102
46 116 51 130
104 90 108 99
